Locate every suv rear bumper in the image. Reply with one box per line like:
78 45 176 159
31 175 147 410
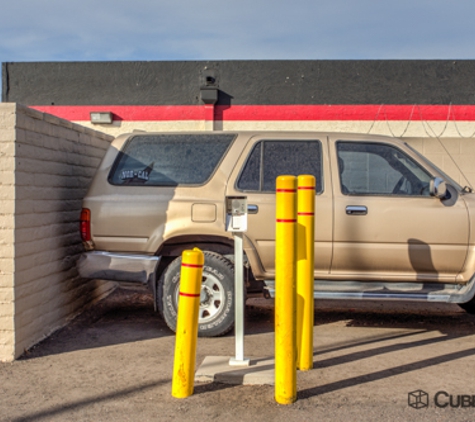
77 251 161 285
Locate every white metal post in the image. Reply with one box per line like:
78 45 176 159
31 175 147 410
229 232 250 366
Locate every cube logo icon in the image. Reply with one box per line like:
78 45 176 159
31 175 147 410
408 390 429 409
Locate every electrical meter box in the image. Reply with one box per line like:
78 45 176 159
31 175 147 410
225 196 247 232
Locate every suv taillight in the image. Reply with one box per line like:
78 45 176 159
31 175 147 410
80 208 91 242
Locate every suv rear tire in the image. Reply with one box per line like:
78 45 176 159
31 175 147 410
157 251 235 337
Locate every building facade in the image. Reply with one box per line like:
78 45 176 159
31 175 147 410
4 60 475 186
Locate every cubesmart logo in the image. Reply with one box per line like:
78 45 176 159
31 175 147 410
408 390 429 409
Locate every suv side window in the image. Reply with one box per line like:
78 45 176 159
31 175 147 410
337 142 432 196
109 134 235 186
237 140 323 193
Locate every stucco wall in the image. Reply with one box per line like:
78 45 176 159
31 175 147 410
4 61 475 106
0 103 114 362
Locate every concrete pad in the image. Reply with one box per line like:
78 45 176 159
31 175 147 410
195 355 275 385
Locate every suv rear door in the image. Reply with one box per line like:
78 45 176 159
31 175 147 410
226 134 333 279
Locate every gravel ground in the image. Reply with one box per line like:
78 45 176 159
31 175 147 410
2 287 475 422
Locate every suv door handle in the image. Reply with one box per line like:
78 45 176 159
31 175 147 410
346 206 367 215
248 204 259 214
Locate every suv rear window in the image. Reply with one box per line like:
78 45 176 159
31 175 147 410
109 134 235 186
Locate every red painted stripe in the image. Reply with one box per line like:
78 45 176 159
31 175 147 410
276 189 297 193
204 104 214 121
179 292 200 298
181 263 203 268
29 104 475 122
298 186 315 190
220 105 475 121
276 219 297 223
298 212 315 216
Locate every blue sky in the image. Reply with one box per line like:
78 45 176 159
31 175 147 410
1 0 475 63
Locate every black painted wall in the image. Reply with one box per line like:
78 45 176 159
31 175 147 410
3 60 475 106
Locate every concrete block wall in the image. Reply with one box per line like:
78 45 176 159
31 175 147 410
405 137 475 189
0 105 16 361
0 103 114 362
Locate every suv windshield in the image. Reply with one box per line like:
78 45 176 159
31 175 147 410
109 134 235 186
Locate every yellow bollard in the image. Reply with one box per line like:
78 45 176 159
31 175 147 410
275 175 297 405
296 175 315 371
171 248 204 399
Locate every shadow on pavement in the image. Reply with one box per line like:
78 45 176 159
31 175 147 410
11 379 170 422
20 287 172 360
300 346 475 399
21 287 475 362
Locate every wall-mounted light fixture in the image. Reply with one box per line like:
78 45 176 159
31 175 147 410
90 111 113 124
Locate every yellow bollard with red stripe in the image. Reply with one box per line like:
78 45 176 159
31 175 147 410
172 248 204 399
296 175 316 371
275 175 297 405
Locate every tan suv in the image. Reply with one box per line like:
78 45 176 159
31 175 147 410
78 131 475 336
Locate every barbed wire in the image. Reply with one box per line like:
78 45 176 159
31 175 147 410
366 103 475 139
366 103 474 188
449 103 475 138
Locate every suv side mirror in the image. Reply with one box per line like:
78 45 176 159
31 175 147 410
430 177 447 199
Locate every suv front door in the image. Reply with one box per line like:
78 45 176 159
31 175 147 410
330 137 469 282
